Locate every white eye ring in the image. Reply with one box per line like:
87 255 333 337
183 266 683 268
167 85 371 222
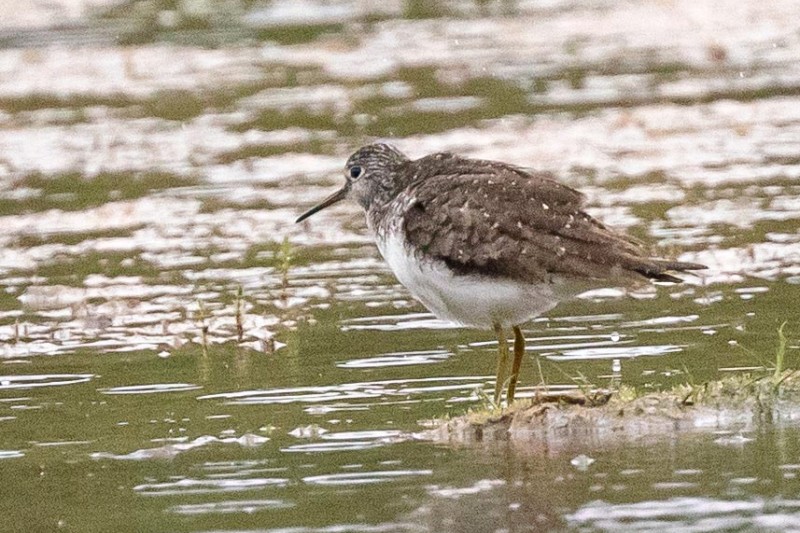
349 165 363 179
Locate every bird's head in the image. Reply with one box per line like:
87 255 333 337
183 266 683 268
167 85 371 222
295 143 409 223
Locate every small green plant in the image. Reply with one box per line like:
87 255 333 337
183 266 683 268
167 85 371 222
277 237 294 304
234 285 244 343
614 383 638 402
678 363 704 405
474 385 499 411
771 322 799 390
465 386 513 425
196 300 209 357
533 352 546 388
730 321 794 388
773 321 789 382
550 364 596 400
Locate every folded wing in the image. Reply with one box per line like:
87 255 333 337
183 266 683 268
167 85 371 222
402 156 704 284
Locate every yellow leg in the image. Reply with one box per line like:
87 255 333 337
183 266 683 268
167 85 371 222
493 322 509 405
508 325 525 403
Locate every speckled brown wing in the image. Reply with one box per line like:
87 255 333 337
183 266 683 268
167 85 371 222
402 157 702 283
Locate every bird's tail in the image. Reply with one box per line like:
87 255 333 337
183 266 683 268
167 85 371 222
637 259 707 283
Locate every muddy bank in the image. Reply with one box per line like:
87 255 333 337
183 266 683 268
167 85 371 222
425 373 800 451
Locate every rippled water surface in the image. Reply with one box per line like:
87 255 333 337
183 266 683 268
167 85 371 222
1 1 800 531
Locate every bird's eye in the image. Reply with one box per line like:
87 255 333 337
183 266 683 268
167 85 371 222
349 165 363 179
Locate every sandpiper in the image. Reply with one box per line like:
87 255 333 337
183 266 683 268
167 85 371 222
296 143 705 404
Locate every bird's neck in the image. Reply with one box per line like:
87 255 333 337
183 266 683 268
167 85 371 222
359 163 413 213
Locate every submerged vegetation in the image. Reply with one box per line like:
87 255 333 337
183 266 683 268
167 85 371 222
1 171 198 216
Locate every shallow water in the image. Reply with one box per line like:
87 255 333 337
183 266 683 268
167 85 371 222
1 1 800 531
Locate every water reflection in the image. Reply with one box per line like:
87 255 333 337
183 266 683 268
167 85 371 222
169 498 294 515
92 434 270 461
0 373 94 390
198 377 491 405
302 469 432 485
134 477 289 497
0 450 24 459
567 496 800 531
99 383 202 395
337 348 452 368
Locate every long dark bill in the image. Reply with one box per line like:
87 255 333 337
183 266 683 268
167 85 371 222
295 186 348 223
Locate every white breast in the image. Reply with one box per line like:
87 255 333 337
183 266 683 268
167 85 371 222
375 227 567 330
